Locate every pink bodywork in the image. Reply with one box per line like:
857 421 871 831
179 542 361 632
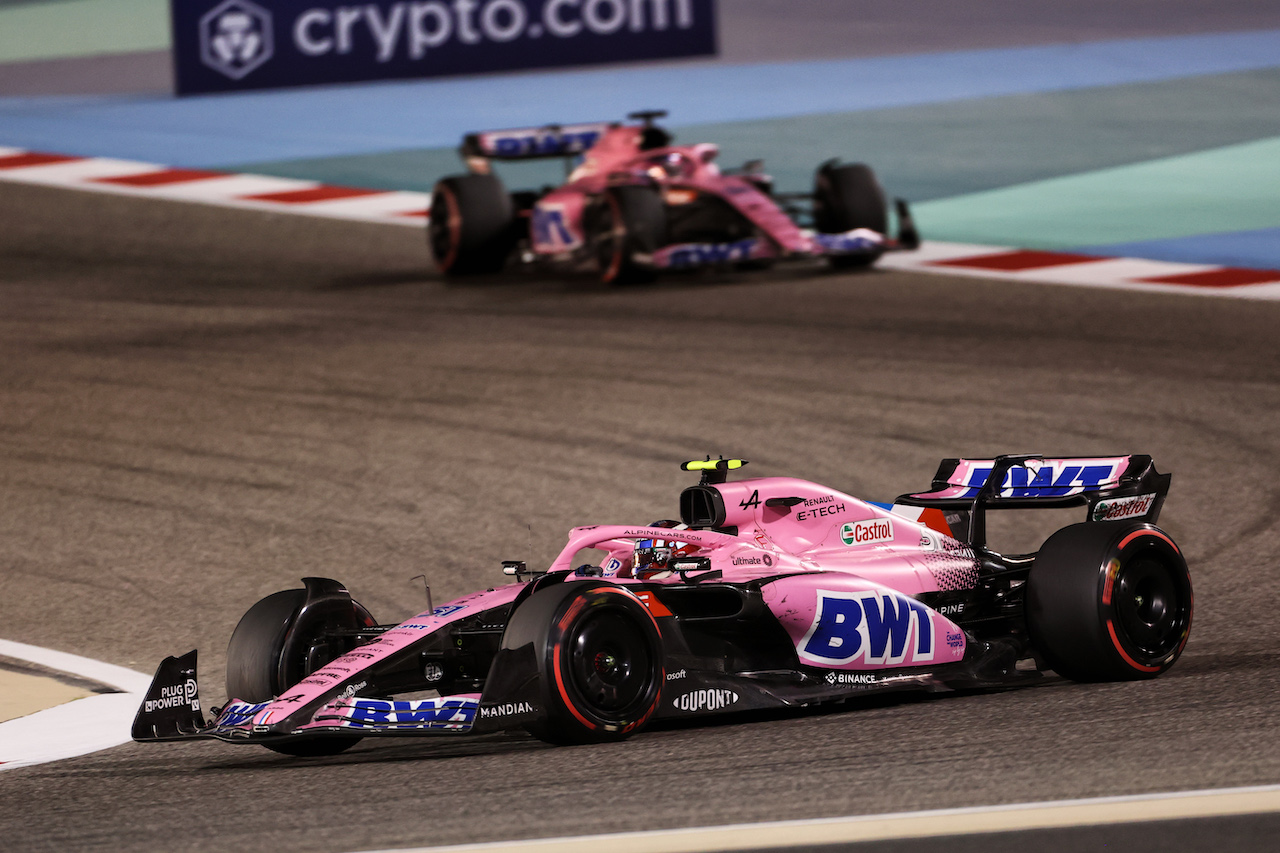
548 475 972 670
529 125 812 257
230 584 523 731
223 476 974 732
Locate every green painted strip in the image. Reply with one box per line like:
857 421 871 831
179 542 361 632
914 135 1280 248
0 0 170 64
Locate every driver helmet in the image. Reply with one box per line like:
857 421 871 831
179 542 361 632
633 519 695 579
646 152 692 181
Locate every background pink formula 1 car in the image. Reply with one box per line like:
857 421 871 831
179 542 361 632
134 454 1191 755
428 110 919 283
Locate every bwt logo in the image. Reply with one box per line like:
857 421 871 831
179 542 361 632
799 590 935 667
956 460 1122 499
200 0 275 79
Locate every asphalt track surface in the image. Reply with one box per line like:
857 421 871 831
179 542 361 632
1 182 1279 852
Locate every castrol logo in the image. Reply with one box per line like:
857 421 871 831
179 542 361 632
840 518 894 547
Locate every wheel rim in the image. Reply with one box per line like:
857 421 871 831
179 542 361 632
1112 553 1189 662
567 608 653 716
429 186 461 271
592 194 625 283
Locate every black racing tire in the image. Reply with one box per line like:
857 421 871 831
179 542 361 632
590 185 667 285
502 581 664 744
813 162 888 269
225 587 373 756
1026 522 1193 682
428 174 516 276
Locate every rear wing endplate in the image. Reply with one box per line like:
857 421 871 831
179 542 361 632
895 454 1171 548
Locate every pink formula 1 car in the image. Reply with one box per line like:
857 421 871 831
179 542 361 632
134 455 1191 755
427 110 919 283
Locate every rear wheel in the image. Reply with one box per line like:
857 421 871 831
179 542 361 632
1026 523 1192 681
429 174 516 275
813 161 887 269
226 581 375 756
502 581 664 744
589 185 667 284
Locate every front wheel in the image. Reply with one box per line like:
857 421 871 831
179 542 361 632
813 161 887 269
589 185 667 284
1026 523 1193 681
502 581 664 744
225 580 375 756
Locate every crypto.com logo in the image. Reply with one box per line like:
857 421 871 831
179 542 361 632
200 0 275 80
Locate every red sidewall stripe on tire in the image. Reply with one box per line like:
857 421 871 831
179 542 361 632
1119 528 1180 554
1106 619 1164 673
600 193 625 284
433 184 462 272
551 595 596 730
1106 529 1190 673
549 586 663 734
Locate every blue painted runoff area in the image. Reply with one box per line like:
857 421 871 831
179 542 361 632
1076 228 1280 271
1 29 1280 167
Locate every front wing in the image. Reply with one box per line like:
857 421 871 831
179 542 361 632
131 651 509 745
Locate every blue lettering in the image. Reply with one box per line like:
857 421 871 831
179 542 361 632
489 130 603 158
393 707 450 724
802 592 935 665
217 701 269 727
959 467 992 498
802 596 863 660
343 698 477 728
533 207 574 248
1024 464 1053 495
495 137 524 156
346 699 392 725
1045 465 1081 496
961 462 1118 498
813 231 879 253
663 239 757 268
863 594 912 661
1007 465 1029 497
1078 465 1115 491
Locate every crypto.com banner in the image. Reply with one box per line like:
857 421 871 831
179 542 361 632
171 0 717 95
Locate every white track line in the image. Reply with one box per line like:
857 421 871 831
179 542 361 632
353 784 1280 853
0 639 150 771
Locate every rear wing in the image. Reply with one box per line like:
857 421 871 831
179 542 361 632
895 454 1170 548
460 122 618 161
